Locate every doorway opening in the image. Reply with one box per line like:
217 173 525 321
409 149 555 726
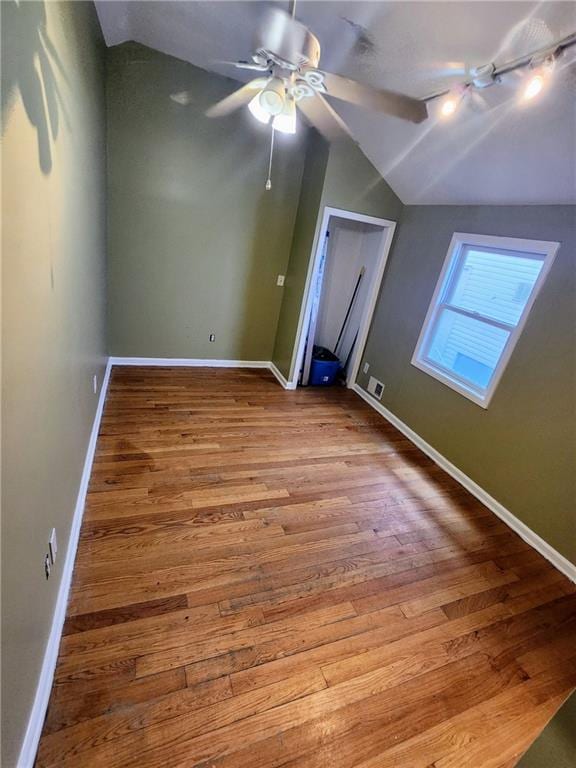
291 207 396 389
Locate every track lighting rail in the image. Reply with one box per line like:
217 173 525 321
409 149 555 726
423 31 576 103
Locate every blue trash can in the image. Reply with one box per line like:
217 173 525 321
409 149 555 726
309 347 340 386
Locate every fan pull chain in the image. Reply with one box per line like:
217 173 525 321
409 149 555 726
265 127 275 191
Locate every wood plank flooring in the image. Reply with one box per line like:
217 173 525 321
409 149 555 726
37 366 576 767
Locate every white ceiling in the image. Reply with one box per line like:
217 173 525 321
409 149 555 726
95 1 576 205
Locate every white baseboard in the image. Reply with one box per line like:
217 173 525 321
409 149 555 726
269 362 298 390
109 357 270 368
17 358 112 768
109 357 299 390
352 383 576 584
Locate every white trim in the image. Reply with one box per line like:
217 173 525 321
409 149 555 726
287 205 329 386
269 362 297 390
289 206 397 390
109 357 270 368
17 358 113 768
347 222 396 388
411 232 560 409
352 383 576 584
108 358 296 389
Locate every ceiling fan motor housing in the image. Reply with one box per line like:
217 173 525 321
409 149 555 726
255 7 321 70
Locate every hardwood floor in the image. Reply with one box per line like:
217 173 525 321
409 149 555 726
37 366 576 767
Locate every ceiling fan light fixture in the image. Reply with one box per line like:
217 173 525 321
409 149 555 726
259 77 286 116
272 96 297 134
248 92 271 124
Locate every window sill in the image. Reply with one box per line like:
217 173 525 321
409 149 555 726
410 357 492 409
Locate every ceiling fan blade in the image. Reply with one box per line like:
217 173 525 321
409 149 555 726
205 78 268 118
297 93 354 142
319 71 428 124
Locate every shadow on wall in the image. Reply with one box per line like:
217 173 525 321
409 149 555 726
1 0 67 174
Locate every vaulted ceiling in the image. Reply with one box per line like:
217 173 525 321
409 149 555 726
95 1 576 205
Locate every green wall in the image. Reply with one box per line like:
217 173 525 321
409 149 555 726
271 130 329 377
272 139 403 379
357 205 576 564
319 139 404 221
1 1 107 764
107 44 307 361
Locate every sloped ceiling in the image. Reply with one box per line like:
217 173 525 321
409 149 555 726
95 1 576 204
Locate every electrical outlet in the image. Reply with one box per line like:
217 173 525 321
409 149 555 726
209 333 216 342
93 374 98 395
363 362 370 374
44 554 51 580
276 275 285 287
49 528 57 565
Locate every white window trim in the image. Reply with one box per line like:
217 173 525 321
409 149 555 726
411 232 559 409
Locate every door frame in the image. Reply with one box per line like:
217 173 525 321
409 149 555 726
287 206 397 389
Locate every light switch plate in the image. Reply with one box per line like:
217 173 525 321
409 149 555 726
363 362 370 374
276 275 285 287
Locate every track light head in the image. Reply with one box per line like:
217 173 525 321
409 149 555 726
522 52 556 101
439 85 469 118
523 73 545 100
440 96 458 117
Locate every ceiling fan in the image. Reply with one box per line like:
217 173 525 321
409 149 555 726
204 3 428 139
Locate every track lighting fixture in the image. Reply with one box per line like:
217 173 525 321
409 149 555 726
440 95 458 117
425 34 574 117
522 53 556 102
471 63 497 90
523 73 545 100
439 86 468 118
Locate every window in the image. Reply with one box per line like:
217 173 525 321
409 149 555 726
412 233 558 408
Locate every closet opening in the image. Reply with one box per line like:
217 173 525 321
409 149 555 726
292 207 396 388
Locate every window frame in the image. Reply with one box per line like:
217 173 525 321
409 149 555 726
411 232 559 409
